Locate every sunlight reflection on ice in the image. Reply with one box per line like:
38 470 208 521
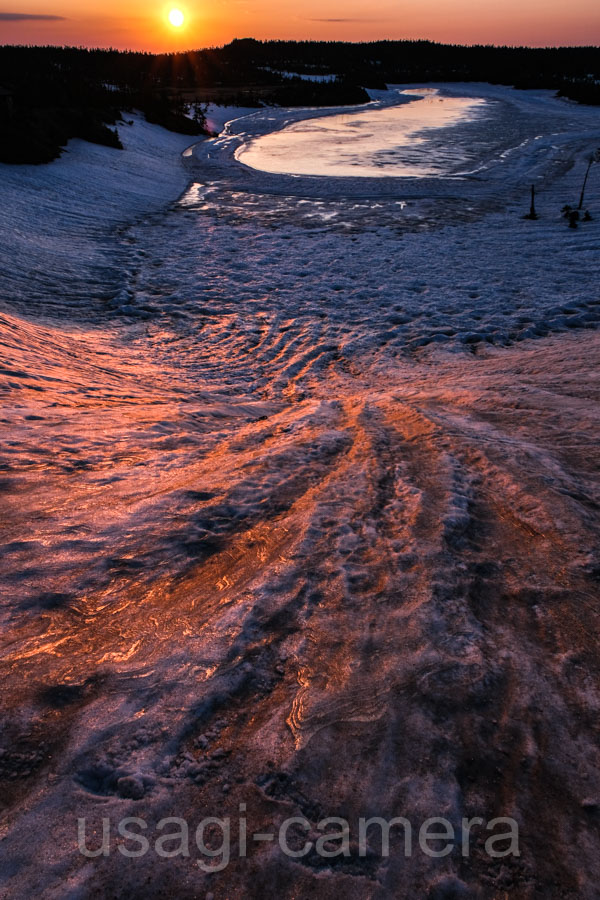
235 89 488 178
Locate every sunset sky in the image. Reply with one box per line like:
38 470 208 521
1 0 599 51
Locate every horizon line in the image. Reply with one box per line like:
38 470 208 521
1 37 599 52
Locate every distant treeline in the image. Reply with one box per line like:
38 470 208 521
0 40 599 164
0 46 211 164
221 39 600 92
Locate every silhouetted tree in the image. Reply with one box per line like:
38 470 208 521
524 184 539 219
578 149 600 210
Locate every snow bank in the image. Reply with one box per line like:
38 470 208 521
0 114 195 320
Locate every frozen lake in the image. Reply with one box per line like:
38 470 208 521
235 89 489 177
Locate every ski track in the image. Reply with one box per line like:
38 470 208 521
1 84 600 899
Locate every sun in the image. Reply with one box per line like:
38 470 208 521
168 8 185 27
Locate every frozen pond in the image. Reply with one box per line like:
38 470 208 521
235 89 489 177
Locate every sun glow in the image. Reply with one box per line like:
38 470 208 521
168 8 185 27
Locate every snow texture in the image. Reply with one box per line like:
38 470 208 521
1 85 600 899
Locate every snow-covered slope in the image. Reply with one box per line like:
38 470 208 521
1 84 600 899
0 114 196 320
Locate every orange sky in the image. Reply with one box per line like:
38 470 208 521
1 0 599 50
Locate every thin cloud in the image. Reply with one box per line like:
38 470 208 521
306 17 383 22
0 12 66 21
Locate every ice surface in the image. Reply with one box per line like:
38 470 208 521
236 89 489 177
